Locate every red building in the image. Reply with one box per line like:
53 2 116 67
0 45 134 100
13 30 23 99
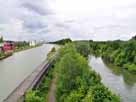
3 41 15 52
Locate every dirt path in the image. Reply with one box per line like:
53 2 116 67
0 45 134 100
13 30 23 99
47 76 57 102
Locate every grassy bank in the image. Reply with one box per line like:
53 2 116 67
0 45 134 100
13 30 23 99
0 51 13 60
0 45 41 60
15 45 41 52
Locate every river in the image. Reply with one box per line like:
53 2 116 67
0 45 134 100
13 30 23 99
0 44 54 102
89 56 136 102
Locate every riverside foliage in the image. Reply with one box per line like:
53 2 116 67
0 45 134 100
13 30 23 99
25 64 55 102
89 36 136 72
55 43 120 102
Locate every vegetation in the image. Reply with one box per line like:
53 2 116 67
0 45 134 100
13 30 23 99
88 37 136 72
24 43 120 102
55 43 120 102
50 38 72 45
15 41 40 52
15 41 30 52
0 51 13 60
0 53 4 58
0 36 3 43
74 41 90 57
47 47 56 60
15 41 29 48
25 64 55 102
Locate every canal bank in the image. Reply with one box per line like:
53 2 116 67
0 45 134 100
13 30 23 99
0 44 55 102
89 55 136 102
0 45 41 61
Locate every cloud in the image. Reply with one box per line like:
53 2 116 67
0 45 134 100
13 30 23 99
0 0 136 41
21 2 52 16
22 17 48 33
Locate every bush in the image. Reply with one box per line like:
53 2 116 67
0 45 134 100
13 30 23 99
25 90 43 102
90 84 119 102
75 41 90 57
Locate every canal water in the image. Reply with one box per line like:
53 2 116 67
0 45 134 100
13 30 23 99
89 56 136 102
0 44 54 102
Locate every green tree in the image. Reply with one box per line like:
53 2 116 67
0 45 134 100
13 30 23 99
0 36 3 43
25 90 43 102
75 41 90 57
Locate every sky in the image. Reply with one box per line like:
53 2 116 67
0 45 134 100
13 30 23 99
0 0 136 41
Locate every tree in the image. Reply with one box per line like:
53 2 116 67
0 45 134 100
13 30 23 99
0 36 3 43
75 41 90 57
25 90 43 102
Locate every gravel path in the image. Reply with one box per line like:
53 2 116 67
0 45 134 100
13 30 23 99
47 76 57 102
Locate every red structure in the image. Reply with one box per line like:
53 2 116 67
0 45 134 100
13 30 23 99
3 41 15 52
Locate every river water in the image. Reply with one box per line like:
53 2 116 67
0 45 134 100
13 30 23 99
89 56 136 102
0 44 54 102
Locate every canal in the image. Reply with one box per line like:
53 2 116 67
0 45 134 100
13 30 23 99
89 56 136 102
0 44 54 102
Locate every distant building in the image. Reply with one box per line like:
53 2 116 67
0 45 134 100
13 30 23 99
29 41 36 46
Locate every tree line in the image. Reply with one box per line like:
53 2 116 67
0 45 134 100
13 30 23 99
89 36 136 73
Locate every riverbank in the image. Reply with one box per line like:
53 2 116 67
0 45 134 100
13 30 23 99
88 39 136 73
0 45 41 60
89 55 136 102
74 40 136 73
15 45 41 53
0 51 13 60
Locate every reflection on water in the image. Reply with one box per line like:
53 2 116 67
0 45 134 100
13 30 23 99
89 55 136 102
103 59 136 86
